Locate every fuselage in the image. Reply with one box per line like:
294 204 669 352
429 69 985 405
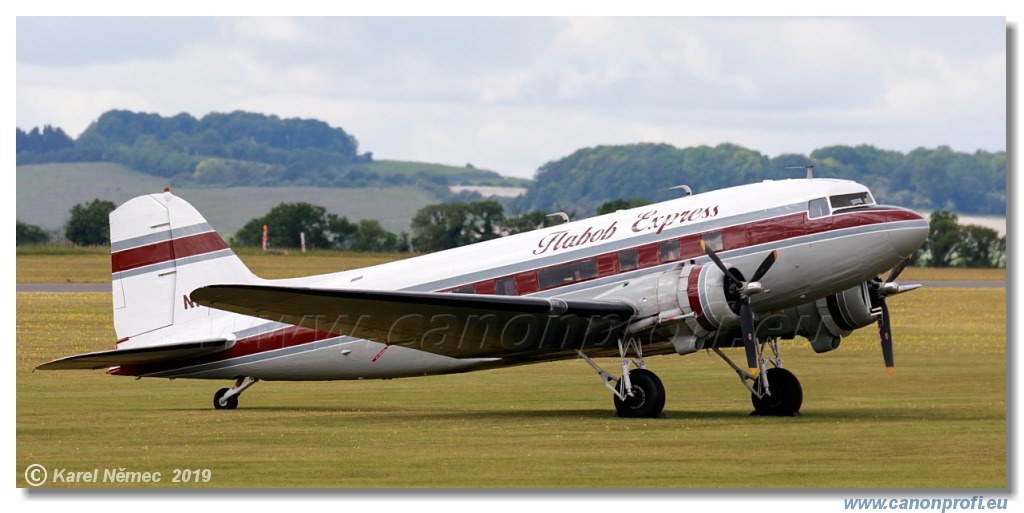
112 178 929 381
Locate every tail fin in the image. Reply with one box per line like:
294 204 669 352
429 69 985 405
110 188 257 349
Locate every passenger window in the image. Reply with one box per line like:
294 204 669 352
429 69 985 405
537 259 598 290
451 285 474 294
808 198 829 219
618 249 639 272
659 240 680 262
701 232 723 252
495 278 517 296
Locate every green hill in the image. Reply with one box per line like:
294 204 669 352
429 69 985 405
517 143 1006 216
16 163 448 237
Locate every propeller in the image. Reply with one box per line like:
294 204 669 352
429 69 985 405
701 241 778 377
871 256 918 375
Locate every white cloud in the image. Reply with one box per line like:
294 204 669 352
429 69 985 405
15 17 1007 178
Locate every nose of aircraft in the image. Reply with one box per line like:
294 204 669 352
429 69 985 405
888 210 930 257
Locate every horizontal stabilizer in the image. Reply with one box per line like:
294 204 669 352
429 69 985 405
191 285 636 359
36 338 234 370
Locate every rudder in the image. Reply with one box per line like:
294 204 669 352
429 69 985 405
110 188 256 349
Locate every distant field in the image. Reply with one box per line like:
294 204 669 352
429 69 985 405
16 163 447 234
358 160 530 187
15 248 414 283
16 287 1006 488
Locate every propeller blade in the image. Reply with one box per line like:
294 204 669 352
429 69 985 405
885 256 911 284
750 250 778 283
739 300 759 376
878 300 895 375
701 241 742 286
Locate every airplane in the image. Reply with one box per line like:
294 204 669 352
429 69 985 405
37 175 930 418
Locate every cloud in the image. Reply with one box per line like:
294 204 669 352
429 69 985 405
15 17 1006 178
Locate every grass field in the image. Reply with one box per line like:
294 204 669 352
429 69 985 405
15 253 1007 489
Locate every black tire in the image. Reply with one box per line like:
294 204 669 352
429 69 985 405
751 367 802 416
213 388 238 410
614 369 666 418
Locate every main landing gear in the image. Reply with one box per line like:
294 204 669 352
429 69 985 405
713 337 803 416
578 337 667 418
213 377 259 410
578 335 802 418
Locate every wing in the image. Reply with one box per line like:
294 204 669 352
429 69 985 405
36 338 234 370
190 285 636 361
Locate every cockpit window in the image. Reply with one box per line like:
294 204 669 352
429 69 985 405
807 198 829 219
830 192 874 210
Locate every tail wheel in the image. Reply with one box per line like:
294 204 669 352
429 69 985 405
751 367 802 416
614 369 666 418
213 388 238 410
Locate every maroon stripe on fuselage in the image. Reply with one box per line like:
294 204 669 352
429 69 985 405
112 231 229 274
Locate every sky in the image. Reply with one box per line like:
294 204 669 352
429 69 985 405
14 15 1009 179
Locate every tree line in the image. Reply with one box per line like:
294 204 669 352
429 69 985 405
16 110 372 187
516 143 1006 216
17 198 1006 269
18 111 1006 216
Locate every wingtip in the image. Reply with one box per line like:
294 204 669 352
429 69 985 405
886 366 895 376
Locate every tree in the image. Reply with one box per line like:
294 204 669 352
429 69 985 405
596 198 652 215
410 201 506 253
66 199 116 246
352 219 401 252
16 125 73 153
918 210 960 267
235 202 357 249
410 203 469 253
500 210 555 235
17 221 49 245
958 225 1005 268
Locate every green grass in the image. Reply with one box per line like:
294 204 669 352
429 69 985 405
16 287 1006 488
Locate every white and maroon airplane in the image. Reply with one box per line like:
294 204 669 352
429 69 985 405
38 176 929 418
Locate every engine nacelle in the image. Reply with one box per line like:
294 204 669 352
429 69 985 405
596 263 741 355
761 281 879 353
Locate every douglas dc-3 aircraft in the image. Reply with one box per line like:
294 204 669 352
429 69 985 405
39 175 929 418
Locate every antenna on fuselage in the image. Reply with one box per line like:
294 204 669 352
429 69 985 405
785 165 814 180
547 212 570 224
669 184 692 196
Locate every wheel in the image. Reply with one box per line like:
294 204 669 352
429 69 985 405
213 387 238 410
751 367 802 416
614 369 666 418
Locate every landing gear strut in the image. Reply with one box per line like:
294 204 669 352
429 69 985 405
213 376 259 410
578 337 666 418
713 337 802 416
